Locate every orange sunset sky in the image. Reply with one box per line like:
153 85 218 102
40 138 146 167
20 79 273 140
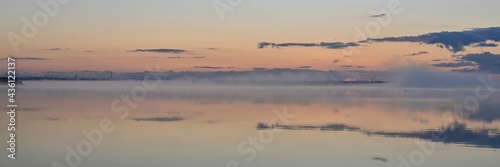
1 0 499 73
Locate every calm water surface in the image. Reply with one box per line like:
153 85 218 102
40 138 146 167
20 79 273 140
1 81 499 167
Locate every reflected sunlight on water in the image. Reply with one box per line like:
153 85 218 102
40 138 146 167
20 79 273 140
1 81 499 167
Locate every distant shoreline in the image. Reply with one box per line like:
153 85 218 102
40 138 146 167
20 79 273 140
2 77 388 86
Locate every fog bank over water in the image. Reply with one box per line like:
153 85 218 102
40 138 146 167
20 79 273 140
159 67 499 88
392 66 500 88
15 66 500 88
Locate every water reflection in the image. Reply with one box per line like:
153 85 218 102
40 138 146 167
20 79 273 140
1 81 499 167
257 122 500 149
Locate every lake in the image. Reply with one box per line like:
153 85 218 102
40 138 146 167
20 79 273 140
1 81 499 167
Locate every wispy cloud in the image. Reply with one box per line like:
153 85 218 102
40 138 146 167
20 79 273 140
194 66 224 69
167 56 182 59
44 117 63 121
257 42 359 50
131 117 184 122
147 56 206 59
128 48 187 54
46 48 69 51
370 13 386 17
337 65 365 69
297 66 312 69
404 51 429 56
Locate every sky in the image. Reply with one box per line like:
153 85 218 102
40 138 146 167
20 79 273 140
0 0 500 73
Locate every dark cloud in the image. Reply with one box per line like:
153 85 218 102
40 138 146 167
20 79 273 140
370 13 387 17
131 117 184 122
369 27 500 52
194 66 223 69
320 42 360 49
404 51 429 56
474 42 498 47
206 48 219 50
333 59 340 63
297 66 312 69
1 57 50 60
46 48 69 51
257 42 316 49
253 68 267 71
257 42 360 49
460 52 500 72
128 48 187 54
257 123 360 131
356 66 366 69
432 61 475 68
44 117 61 121
340 65 353 68
167 56 182 59
148 56 205 59
372 157 388 163
83 50 94 52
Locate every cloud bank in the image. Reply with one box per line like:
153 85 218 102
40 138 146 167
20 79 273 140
393 66 494 87
128 48 188 54
460 52 500 72
432 61 475 68
368 27 500 52
256 27 499 53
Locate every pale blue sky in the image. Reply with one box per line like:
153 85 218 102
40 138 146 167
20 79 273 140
0 0 499 72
